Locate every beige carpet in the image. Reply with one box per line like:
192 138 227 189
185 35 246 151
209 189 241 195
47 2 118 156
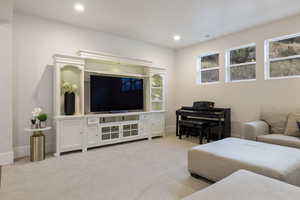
0 136 210 200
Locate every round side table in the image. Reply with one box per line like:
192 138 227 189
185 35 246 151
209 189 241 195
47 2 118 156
24 127 51 162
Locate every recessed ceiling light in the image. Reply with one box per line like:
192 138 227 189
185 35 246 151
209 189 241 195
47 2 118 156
74 3 85 12
173 35 181 41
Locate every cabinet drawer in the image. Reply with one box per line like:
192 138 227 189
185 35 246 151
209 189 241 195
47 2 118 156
87 117 99 125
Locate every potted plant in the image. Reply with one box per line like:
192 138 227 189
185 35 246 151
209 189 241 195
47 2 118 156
62 82 78 115
37 113 48 128
31 107 42 129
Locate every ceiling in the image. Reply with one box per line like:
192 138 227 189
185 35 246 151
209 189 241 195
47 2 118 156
15 0 300 49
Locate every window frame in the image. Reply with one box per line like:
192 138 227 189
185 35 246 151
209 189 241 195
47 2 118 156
265 32 300 80
196 52 220 85
225 43 257 83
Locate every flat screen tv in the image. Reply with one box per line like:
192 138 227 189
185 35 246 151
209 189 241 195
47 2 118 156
90 75 144 112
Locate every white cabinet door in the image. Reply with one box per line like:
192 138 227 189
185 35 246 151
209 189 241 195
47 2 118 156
150 113 165 136
87 125 99 147
60 119 84 152
140 114 150 137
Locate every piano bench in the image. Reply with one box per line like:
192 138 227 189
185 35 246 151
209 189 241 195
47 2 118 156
178 120 211 144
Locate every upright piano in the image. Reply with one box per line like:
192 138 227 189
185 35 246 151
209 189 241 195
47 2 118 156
176 102 231 142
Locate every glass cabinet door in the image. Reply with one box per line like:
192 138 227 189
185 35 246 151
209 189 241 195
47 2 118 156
150 73 164 111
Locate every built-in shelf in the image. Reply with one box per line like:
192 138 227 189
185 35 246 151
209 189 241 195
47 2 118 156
52 50 166 157
53 55 85 116
150 72 165 111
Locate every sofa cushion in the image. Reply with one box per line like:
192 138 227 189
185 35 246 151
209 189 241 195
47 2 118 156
182 170 300 200
260 108 288 134
284 112 300 137
257 134 300 149
188 138 300 186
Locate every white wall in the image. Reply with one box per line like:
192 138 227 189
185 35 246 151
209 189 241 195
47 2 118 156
174 14 300 137
0 1 13 165
13 13 175 158
0 0 13 23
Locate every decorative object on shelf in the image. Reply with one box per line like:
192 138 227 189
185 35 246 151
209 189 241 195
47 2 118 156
37 113 48 128
31 118 37 129
152 75 162 87
62 82 78 115
150 73 164 111
152 80 162 87
31 107 42 129
31 107 49 128
152 93 162 101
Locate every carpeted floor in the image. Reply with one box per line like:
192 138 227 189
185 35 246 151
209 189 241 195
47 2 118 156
0 135 210 200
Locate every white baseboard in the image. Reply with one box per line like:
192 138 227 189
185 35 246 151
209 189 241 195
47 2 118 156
14 143 54 159
0 151 14 165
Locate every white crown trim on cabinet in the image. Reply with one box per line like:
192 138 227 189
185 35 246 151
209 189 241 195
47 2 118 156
78 49 166 69
53 54 85 66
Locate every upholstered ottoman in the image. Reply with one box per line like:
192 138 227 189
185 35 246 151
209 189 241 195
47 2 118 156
182 170 300 200
188 138 300 186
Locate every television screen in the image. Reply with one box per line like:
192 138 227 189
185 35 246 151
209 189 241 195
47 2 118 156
90 75 144 112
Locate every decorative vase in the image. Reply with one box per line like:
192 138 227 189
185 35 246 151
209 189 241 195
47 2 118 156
39 121 46 128
64 92 75 115
31 119 37 129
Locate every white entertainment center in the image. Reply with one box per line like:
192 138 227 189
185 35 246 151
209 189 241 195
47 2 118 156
53 50 166 156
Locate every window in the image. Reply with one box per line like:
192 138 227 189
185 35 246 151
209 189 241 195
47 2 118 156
265 33 300 79
225 43 256 82
197 53 219 84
